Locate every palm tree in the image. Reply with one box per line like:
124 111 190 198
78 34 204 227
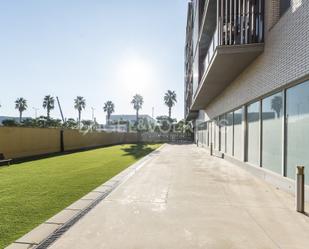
74 96 86 126
271 95 283 118
131 94 144 123
164 90 177 118
103 101 115 125
15 98 28 123
42 95 55 120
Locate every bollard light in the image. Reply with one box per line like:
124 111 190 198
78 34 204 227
296 165 305 213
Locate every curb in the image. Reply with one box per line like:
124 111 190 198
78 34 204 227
6 144 166 249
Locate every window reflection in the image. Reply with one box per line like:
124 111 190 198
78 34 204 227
233 108 243 160
226 112 233 156
286 81 309 184
247 101 260 165
262 93 283 174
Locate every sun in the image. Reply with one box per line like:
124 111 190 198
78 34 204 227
121 57 153 94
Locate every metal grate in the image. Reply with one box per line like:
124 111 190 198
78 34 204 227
35 181 120 249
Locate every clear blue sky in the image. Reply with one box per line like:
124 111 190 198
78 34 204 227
0 0 188 123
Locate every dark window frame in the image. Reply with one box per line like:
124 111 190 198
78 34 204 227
280 0 291 17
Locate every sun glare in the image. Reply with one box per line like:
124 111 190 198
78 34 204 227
121 57 153 94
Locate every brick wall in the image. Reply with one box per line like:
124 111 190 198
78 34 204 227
204 0 309 119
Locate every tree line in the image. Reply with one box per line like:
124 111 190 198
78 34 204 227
0 90 180 130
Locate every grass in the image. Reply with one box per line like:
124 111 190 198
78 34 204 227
0 143 161 248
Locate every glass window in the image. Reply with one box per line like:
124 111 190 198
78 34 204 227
203 123 206 146
226 112 233 155
262 92 283 174
206 122 209 147
214 118 220 151
192 1 199 52
220 114 226 153
233 108 243 160
286 81 309 184
211 121 215 148
280 0 291 17
247 101 260 165
200 122 207 146
192 54 199 95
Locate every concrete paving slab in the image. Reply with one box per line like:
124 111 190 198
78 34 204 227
245 207 309 248
44 144 309 248
108 168 134 182
80 191 102 200
49 200 278 249
65 199 93 211
92 185 112 193
5 243 36 249
46 209 79 225
15 223 60 245
101 179 119 187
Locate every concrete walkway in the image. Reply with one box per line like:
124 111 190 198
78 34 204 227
49 144 309 249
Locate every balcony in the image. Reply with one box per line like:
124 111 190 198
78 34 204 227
191 0 265 111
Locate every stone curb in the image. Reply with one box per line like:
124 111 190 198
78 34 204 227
5 144 166 249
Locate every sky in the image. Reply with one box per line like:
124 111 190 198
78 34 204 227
0 0 188 124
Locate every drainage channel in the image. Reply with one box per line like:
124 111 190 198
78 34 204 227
8 144 165 249
35 180 120 249
35 144 164 249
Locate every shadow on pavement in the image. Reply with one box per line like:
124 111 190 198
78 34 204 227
121 144 158 159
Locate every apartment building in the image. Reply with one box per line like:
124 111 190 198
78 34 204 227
184 0 309 186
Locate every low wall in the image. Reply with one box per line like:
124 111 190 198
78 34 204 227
0 127 61 159
0 127 139 159
63 130 138 151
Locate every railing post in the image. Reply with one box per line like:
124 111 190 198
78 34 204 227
296 165 305 213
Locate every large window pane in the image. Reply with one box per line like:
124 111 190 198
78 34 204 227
280 0 291 17
212 121 216 149
226 112 233 155
215 118 220 151
220 114 226 153
286 81 309 184
262 92 283 174
234 108 243 160
192 54 199 94
210 121 214 147
247 102 260 165
201 122 207 146
206 122 209 147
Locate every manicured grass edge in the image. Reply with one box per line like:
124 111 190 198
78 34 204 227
6 143 165 249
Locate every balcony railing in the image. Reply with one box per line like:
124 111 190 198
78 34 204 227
190 0 265 110
198 0 264 88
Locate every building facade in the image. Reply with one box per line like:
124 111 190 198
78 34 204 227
185 0 309 185
109 114 156 125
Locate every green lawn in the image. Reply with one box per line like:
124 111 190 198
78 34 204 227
0 143 161 248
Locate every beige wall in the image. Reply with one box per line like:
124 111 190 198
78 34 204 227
0 127 139 159
63 130 138 151
0 127 61 159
